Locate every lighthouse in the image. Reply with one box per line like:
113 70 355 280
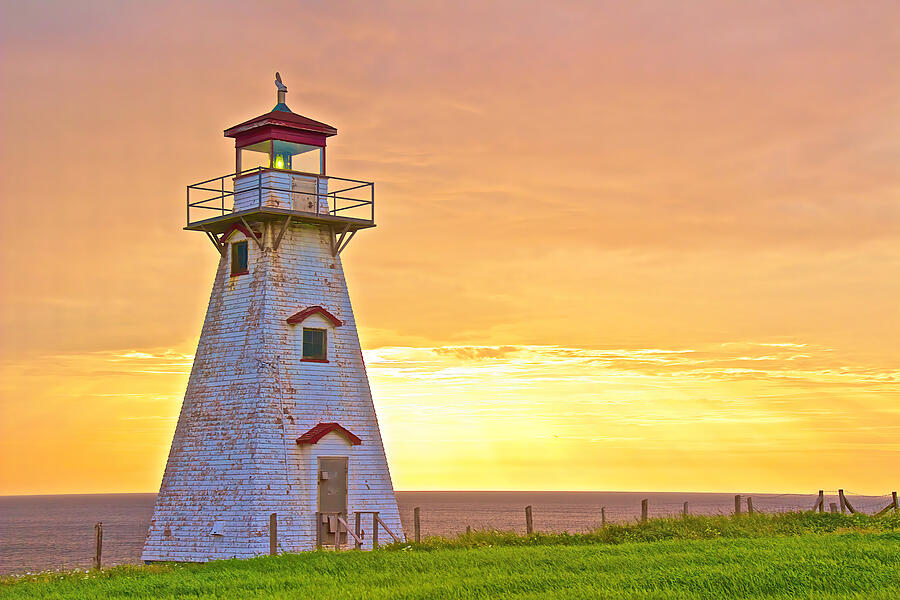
142 74 403 562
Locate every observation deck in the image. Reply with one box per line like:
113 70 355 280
186 167 375 237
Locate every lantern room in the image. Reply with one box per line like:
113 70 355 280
184 73 375 256
224 105 337 176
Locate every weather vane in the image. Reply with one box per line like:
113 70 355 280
275 72 288 110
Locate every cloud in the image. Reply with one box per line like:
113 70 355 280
366 343 899 387
432 346 522 360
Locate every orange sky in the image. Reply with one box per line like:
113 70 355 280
1 1 898 495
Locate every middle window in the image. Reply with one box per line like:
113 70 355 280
302 328 327 361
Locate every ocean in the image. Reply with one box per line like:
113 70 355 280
0 490 890 575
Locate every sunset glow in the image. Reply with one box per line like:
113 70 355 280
1 1 898 495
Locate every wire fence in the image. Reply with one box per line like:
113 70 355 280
2 491 897 575
395 491 899 539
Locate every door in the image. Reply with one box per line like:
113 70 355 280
291 174 319 213
317 457 348 546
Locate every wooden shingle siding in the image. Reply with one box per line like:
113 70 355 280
141 222 403 562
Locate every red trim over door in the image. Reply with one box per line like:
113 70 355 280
296 422 362 446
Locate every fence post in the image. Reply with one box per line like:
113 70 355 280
414 507 421 543
839 489 857 514
355 512 362 550
372 512 379 549
683 502 689 517
893 492 899 513
641 499 648 522
269 513 277 556
93 522 103 570
746 497 754 515
830 502 838 514
838 490 847 514
525 505 534 535
601 507 607 527
315 512 322 549
875 492 900 516
734 495 742 517
816 490 825 513
466 525 471 535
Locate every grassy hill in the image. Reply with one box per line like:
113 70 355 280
2 513 898 599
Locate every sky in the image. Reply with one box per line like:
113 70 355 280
0 1 898 496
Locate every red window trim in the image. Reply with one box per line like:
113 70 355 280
300 358 329 363
230 270 249 277
286 306 343 327
219 223 261 244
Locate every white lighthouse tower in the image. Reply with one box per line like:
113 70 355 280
142 75 403 562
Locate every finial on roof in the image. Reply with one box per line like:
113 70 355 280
274 72 290 112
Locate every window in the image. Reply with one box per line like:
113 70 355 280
302 328 327 361
236 141 271 173
231 240 248 276
236 140 324 174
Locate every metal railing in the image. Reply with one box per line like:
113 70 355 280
315 510 402 550
186 167 375 227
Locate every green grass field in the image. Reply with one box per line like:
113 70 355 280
3 513 898 599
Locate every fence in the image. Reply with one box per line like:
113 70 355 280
395 489 900 541
402 489 899 542
86 489 900 568
19 489 900 573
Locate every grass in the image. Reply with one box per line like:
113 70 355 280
2 512 898 599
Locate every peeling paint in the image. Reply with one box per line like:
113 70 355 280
142 221 403 562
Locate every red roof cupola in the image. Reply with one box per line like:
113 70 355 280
225 72 336 174
224 107 337 149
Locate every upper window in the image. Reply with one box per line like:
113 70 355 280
231 240 248 276
302 328 327 361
